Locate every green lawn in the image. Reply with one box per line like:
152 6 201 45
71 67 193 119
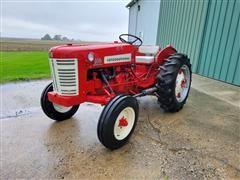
0 51 50 83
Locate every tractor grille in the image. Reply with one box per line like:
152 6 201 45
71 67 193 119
49 58 79 96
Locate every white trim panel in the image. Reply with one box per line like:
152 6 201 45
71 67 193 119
104 53 132 64
49 58 79 96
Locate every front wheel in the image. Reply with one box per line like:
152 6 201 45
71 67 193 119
40 83 79 121
97 95 139 150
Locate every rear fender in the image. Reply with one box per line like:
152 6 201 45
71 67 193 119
156 45 177 65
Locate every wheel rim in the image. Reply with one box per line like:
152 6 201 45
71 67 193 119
52 103 72 113
175 65 191 103
113 107 135 140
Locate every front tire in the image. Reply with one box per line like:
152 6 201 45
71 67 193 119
40 83 79 121
97 95 139 150
157 53 192 112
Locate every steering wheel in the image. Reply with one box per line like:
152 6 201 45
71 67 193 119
119 34 143 47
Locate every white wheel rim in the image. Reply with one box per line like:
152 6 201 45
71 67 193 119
53 103 72 113
175 65 191 103
113 107 135 140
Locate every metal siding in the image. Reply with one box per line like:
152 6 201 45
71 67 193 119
218 1 238 81
210 0 230 78
233 53 240 85
160 0 169 46
227 13 240 84
181 1 190 52
169 0 175 43
204 1 223 77
156 0 240 85
198 0 217 74
157 0 207 72
199 0 240 85
172 1 178 44
184 1 194 54
202 0 223 76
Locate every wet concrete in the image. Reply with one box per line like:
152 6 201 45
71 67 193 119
1 80 240 179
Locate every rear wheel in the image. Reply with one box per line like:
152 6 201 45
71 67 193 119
97 95 139 150
157 53 192 112
40 83 79 121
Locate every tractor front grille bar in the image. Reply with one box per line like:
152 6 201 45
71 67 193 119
49 58 79 96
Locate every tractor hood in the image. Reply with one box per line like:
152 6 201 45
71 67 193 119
50 42 137 59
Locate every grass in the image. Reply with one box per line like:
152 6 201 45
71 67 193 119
0 51 50 83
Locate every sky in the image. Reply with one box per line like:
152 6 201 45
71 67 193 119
1 0 130 41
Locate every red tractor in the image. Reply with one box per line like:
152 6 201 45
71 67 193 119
41 34 192 149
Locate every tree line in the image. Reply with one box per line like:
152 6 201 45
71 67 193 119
41 34 74 41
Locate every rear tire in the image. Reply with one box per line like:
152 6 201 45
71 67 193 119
157 53 192 112
97 95 139 150
40 83 79 121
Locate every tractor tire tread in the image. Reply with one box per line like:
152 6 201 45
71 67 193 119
156 53 192 112
40 82 79 121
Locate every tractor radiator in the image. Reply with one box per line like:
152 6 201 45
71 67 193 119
49 58 79 96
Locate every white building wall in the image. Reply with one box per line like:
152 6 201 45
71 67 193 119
128 0 160 45
128 3 138 36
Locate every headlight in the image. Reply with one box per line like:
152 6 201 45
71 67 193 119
87 52 94 62
49 51 53 58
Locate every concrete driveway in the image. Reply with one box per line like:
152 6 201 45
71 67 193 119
1 78 239 179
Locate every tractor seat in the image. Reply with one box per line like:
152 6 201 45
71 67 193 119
136 45 160 64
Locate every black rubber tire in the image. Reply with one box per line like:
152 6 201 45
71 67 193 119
40 83 79 121
97 95 139 150
156 53 192 112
